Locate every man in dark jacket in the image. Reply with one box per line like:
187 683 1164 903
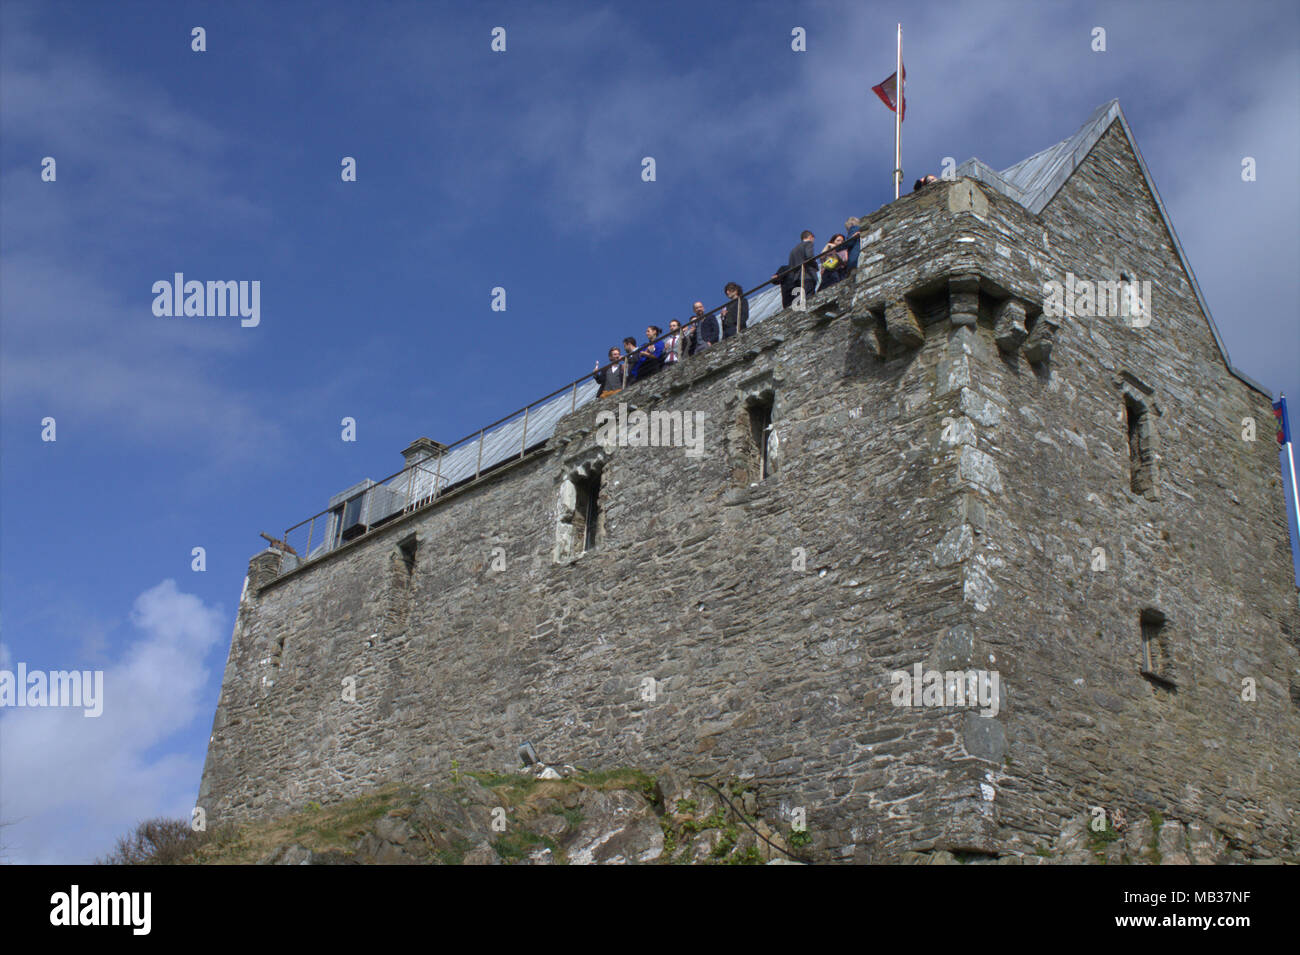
622 337 641 381
773 231 818 308
691 300 719 352
592 346 626 397
720 282 748 339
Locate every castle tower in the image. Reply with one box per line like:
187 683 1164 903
198 102 1299 862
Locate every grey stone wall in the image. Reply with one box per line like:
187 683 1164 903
199 127 1298 862
942 124 1300 860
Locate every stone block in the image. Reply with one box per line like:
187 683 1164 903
962 712 1006 762
947 180 989 216
957 446 1003 494
885 298 925 349
933 524 974 568
932 623 976 669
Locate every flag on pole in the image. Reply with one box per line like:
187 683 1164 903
1274 395 1291 444
877 25 906 199
872 63 906 121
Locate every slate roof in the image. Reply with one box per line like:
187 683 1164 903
955 99 1265 395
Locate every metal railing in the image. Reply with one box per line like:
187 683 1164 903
273 231 864 575
279 377 600 569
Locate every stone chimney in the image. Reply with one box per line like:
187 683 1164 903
247 549 284 591
402 436 448 469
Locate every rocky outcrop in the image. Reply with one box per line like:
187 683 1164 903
199 766 803 865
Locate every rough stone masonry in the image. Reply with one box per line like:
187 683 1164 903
199 105 1299 863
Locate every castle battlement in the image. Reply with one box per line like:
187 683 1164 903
200 103 1299 863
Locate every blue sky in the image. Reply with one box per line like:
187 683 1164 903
1 0 1297 863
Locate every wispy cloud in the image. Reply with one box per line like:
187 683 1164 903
0 14 279 462
0 8 265 245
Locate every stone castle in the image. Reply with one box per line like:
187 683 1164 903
198 101 1299 863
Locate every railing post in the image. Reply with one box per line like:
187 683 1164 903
434 453 442 498
405 463 415 512
571 381 578 413
305 517 314 559
520 405 530 459
475 430 485 479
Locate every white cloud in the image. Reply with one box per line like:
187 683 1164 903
0 580 226 864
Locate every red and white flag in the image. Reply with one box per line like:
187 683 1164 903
872 63 906 121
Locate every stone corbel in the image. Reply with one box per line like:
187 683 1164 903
948 274 980 328
993 298 1028 354
885 298 925 349
1021 315 1058 365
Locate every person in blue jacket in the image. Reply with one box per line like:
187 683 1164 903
635 325 664 379
842 217 862 274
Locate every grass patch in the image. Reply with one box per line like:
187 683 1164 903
434 835 475 866
1087 817 1121 864
727 845 764 865
575 767 657 801
559 806 584 829
184 783 417 864
493 828 559 863
711 825 739 859
659 816 677 859
1148 810 1164 864
465 770 532 789
466 772 541 804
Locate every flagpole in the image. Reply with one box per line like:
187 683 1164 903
1277 394 1300 587
1284 395 1300 545
894 23 903 199
1287 441 1300 530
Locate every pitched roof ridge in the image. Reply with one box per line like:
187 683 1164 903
957 100 1269 397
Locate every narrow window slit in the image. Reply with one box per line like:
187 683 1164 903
573 470 602 554
745 395 775 482
1139 608 1175 691
1125 395 1155 495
